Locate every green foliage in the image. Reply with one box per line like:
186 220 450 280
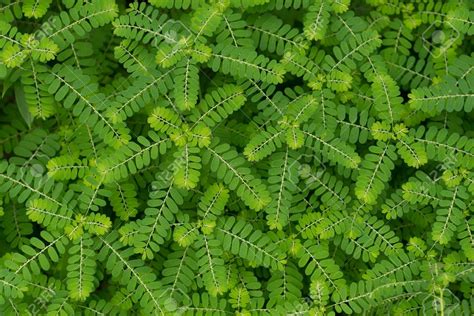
22 0 52 19
66 235 97 301
0 0 473 315
215 216 287 270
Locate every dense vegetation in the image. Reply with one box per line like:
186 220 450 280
0 0 473 315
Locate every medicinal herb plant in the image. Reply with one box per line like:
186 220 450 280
0 0 473 315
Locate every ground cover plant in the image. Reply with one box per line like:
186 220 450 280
0 0 473 315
